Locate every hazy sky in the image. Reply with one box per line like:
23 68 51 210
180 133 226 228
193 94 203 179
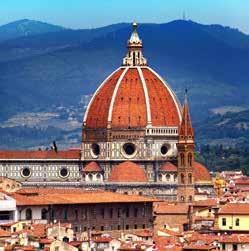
1 0 249 33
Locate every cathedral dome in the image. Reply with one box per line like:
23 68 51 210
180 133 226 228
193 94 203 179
108 161 148 182
193 161 211 182
83 23 181 130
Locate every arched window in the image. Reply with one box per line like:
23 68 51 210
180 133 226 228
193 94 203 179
88 173 93 181
64 209 68 220
235 218 240 226
158 174 162 181
188 153 192 167
26 208 32 220
62 236 69 243
189 195 193 202
180 153 185 166
181 173 185 184
188 173 192 184
96 173 101 180
41 208 48 220
133 52 136 66
166 174 170 182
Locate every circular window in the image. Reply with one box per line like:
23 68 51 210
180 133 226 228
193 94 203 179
160 144 169 155
121 142 137 158
91 143 100 158
21 167 31 178
123 143 136 155
59 167 69 178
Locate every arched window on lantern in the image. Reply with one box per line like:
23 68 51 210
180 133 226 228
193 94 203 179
188 153 192 167
133 52 136 66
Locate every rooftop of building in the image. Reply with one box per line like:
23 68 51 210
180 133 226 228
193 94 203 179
0 149 81 160
7 188 156 206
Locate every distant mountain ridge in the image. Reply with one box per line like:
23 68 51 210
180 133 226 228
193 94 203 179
1 19 249 123
195 109 249 147
0 19 66 42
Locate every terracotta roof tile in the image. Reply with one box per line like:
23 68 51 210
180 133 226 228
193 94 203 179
154 202 189 214
160 162 177 172
108 161 148 182
193 162 211 182
85 67 181 130
83 162 102 172
193 199 217 207
86 68 124 128
0 149 81 160
219 203 249 215
0 228 11 237
143 68 181 126
112 68 147 128
10 188 156 206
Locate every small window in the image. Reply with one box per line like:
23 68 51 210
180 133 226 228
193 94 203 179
41 208 47 220
221 243 226 250
126 225 129 230
181 173 185 184
235 218 240 226
91 143 100 156
60 167 69 178
180 153 185 166
188 173 192 184
188 153 192 167
64 210 68 220
134 208 138 218
109 208 113 218
123 143 136 156
126 208 129 217
160 145 168 155
25 208 32 220
232 244 238 250
21 167 31 178
222 218 226 226
101 208 105 218
117 208 121 218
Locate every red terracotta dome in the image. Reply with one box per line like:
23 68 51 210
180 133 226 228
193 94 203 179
108 161 148 182
84 67 181 129
193 161 211 182
83 162 102 172
160 162 177 172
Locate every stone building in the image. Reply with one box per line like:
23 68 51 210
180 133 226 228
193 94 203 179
9 188 154 233
0 23 213 200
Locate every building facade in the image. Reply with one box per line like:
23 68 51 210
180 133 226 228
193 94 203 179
0 23 213 200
